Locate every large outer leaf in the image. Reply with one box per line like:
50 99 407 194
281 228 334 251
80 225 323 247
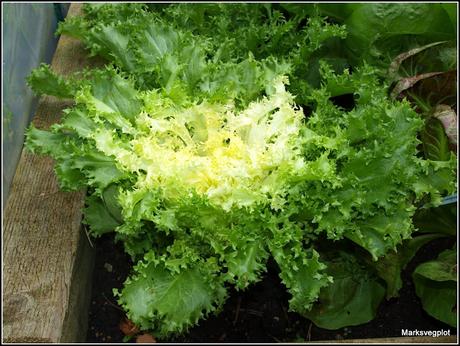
304 251 386 330
373 233 445 299
287 4 456 70
26 124 126 192
413 248 457 327
83 194 121 236
413 203 457 236
442 4 458 31
415 247 457 282
117 253 227 337
344 4 455 65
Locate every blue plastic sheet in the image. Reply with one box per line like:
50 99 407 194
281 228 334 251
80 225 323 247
3 3 69 205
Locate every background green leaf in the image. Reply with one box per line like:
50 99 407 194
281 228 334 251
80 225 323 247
304 251 386 330
413 203 457 236
373 234 445 299
413 247 457 327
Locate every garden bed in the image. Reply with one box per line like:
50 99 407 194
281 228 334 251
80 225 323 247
4 3 457 344
87 234 457 343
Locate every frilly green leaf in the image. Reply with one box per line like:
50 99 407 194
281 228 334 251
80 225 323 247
83 194 121 236
117 254 227 337
26 63 77 98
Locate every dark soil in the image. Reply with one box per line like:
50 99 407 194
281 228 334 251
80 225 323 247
86 235 457 343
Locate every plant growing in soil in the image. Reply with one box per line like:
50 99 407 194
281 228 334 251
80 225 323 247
387 39 458 328
25 3 457 339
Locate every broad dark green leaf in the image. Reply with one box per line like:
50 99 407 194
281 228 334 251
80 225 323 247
343 4 456 66
415 247 457 282
304 251 386 330
413 247 457 327
373 234 445 299
84 194 121 236
413 203 457 236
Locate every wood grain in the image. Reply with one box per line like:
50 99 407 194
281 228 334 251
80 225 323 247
3 3 102 342
315 335 457 343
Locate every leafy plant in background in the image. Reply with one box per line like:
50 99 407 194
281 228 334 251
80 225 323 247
382 34 457 327
281 3 456 68
25 3 457 338
413 246 457 327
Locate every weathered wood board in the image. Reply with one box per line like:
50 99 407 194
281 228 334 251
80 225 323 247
315 335 457 343
3 3 101 342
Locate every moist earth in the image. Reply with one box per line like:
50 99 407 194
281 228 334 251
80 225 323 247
86 235 456 343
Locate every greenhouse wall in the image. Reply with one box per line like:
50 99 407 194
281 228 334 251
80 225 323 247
3 3 69 206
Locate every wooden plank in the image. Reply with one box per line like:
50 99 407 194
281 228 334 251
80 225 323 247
314 335 457 343
2 3 103 342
